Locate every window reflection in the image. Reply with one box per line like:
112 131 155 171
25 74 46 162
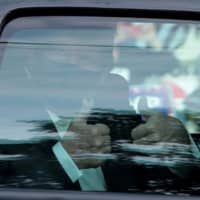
0 17 200 195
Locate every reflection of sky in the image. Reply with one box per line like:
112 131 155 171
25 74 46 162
0 27 125 142
0 26 190 142
6 28 115 46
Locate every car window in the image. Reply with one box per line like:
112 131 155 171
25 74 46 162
0 16 200 195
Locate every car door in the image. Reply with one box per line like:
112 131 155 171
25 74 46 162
0 2 200 200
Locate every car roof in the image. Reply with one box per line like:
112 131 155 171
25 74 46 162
1 0 200 14
0 0 200 33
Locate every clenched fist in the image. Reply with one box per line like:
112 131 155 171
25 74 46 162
130 113 195 178
61 117 111 169
131 113 190 145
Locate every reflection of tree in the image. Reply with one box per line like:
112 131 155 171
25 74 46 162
15 117 75 143
20 119 56 133
19 117 72 134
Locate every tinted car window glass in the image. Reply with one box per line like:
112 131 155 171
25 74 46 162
0 16 200 195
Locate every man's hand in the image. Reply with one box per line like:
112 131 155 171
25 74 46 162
61 117 111 169
131 113 190 145
130 113 195 178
